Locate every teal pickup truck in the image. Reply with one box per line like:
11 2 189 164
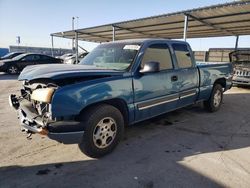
9 39 233 158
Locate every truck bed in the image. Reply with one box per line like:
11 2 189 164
196 61 233 101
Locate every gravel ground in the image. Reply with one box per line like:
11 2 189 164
0 72 249 188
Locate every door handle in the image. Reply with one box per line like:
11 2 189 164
171 75 178 81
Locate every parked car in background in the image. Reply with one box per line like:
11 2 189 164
230 50 250 86
0 52 24 60
64 52 88 64
0 53 63 74
9 39 233 158
56 53 73 60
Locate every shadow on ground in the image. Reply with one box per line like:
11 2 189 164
0 73 18 80
0 91 249 188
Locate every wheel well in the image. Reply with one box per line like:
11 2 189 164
214 78 226 89
78 98 129 126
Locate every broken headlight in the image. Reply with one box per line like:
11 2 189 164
31 88 55 103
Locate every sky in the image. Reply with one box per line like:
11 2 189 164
0 0 250 52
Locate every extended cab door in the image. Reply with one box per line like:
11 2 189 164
133 43 180 122
171 43 199 107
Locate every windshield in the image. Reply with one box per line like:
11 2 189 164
12 54 27 60
2 52 15 58
80 43 141 70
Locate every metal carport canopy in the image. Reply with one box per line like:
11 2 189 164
51 1 250 42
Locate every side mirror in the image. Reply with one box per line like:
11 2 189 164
140 61 160 73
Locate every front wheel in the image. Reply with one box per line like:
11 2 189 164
204 84 223 112
78 104 124 158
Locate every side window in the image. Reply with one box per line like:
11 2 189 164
141 44 173 70
22 55 34 61
172 43 192 68
33 55 40 60
40 55 49 60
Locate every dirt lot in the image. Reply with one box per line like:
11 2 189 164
0 72 249 188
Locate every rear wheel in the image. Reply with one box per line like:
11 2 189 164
78 104 124 158
7 65 19 74
204 84 223 112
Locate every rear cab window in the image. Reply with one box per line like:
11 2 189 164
172 43 193 69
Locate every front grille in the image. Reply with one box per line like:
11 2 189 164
234 70 250 77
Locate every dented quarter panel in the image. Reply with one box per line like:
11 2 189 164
196 62 233 100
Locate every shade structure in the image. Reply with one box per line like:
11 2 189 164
51 1 250 42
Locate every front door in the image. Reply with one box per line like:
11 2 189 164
171 43 199 107
19 54 37 70
133 43 180 122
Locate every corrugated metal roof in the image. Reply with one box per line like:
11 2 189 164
52 1 250 42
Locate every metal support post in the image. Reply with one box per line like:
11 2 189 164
235 35 239 50
183 15 189 41
112 25 116 41
51 35 54 57
75 31 78 63
72 17 75 49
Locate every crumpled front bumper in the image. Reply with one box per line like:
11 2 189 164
9 94 84 144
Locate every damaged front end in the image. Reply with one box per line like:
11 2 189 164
9 80 84 143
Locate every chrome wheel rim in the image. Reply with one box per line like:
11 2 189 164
8 66 18 74
93 117 117 149
213 90 222 107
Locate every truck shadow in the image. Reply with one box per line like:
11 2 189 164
0 73 18 80
0 91 249 188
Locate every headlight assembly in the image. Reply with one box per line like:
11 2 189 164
31 88 55 103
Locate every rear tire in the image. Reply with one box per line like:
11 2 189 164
204 84 223 112
7 65 19 74
78 104 124 158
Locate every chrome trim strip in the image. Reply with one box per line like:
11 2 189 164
180 92 196 99
217 65 229 69
49 131 84 135
138 97 179 110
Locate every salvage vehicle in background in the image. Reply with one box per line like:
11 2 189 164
0 53 63 74
56 53 73 60
64 52 88 64
9 39 233 158
0 52 24 60
230 50 250 86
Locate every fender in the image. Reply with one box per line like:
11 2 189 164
51 75 134 118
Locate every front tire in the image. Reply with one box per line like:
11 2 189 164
204 84 223 112
78 104 124 158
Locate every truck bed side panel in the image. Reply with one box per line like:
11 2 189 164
197 62 233 101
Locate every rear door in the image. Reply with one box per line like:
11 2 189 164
39 55 59 64
133 43 180 122
37 55 50 64
171 43 199 107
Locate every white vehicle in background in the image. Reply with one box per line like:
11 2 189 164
230 50 250 86
64 52 88 64
56 53 73 60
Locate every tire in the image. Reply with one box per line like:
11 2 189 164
7 65 19 74
204 84 223 112
78 104 124 158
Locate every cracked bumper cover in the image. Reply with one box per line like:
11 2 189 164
9 94 84 144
